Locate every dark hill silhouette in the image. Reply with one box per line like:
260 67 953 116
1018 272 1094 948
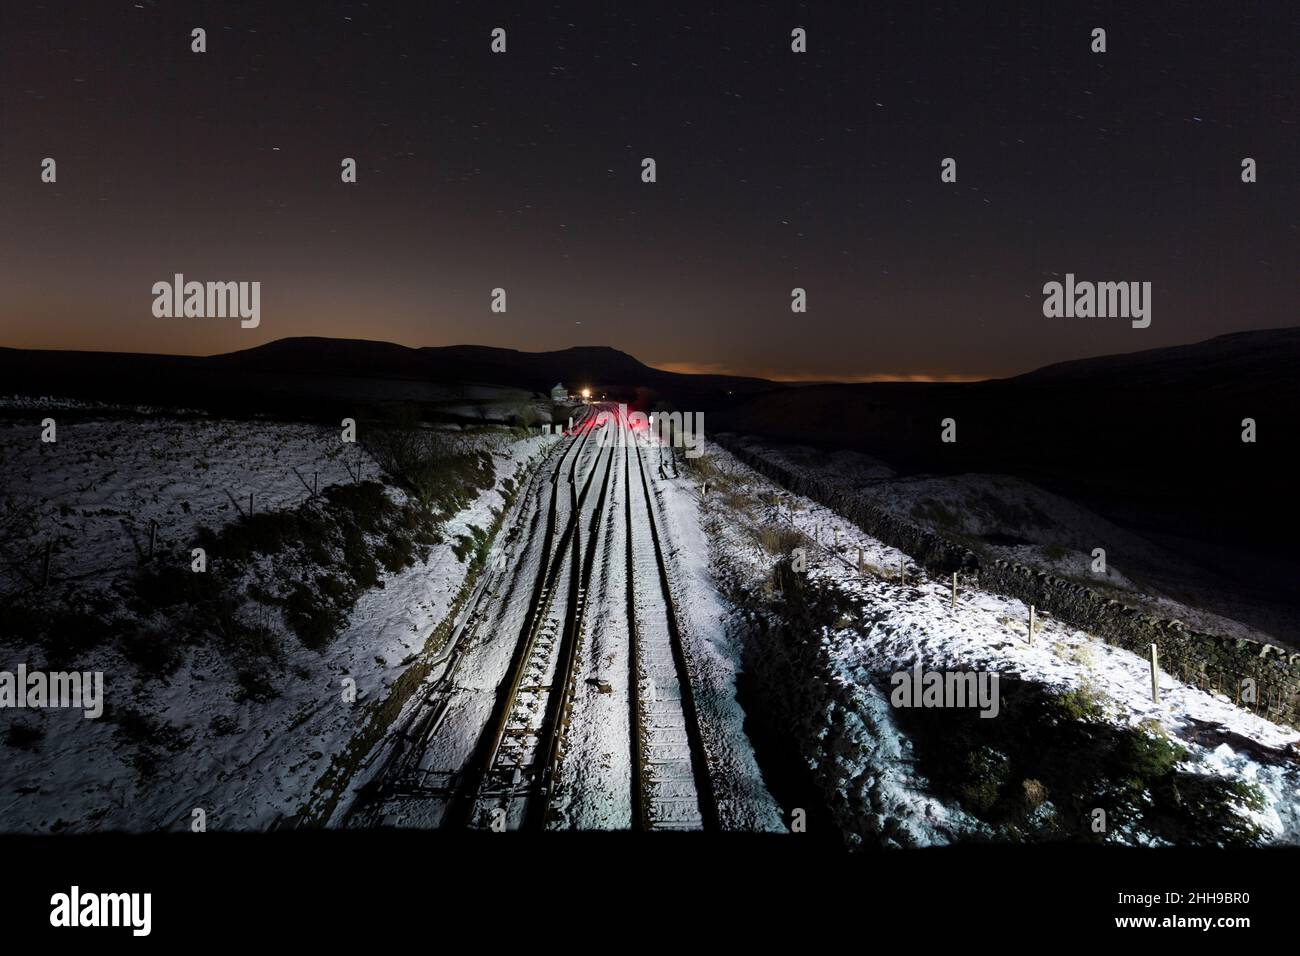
0 337 777 415
1007 327 1300 397
208 337 434 379
209 337 774 399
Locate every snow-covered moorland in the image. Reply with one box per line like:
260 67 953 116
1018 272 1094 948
686 442 1300 848
0 405 545 832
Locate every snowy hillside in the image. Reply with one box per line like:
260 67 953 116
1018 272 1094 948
688 442 1300 847
0 404 546 832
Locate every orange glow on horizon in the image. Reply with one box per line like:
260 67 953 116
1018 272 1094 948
648 360 991 384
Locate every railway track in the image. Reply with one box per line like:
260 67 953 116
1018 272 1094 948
344 408 593 824
350 404 719 832
448 409 617 830
627 420 718 831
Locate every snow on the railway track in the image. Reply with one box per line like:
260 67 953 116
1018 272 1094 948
627 443 710 830
550 439 633 829
651 452 786 832
364 416 639 831
370 412 787 832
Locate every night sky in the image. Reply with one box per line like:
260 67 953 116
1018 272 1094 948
1 1 1295 381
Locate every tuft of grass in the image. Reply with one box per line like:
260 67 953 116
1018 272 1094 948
109 707 191 778
117 625 185 678
284 579 350 649
1055 680 1107 722
234 667 279 704
956 746 1011 814
209 713 241 736
222 618 284 664
363 416 495 515
720 487 756 516
374 535 415 573
754 524 807 556
452 524 489 564
1114 727 1186 789
682 451 722 482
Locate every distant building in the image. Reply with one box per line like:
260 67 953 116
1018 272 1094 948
550 382 568 402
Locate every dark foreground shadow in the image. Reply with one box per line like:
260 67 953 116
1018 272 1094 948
0 829 1290 942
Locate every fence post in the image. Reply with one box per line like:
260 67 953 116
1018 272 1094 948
249 491 254 517
1150 644 1160 704
857 547 864 575
1028 604 1035 645
951 572 957 609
